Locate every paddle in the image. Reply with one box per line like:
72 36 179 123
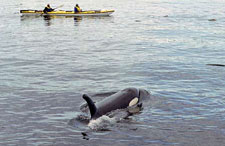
53 4 64 10
41 4 64 16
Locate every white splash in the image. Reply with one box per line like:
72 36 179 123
88 115 116 130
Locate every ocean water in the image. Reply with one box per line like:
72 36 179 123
0 0 225 145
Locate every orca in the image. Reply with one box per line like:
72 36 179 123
82 88 150 119
206 64 225 67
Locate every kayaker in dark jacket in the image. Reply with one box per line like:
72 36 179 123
43 4 54 13
74 4 81 13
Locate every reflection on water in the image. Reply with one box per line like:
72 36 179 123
43 15 52 26
20 15 40 21
74 17 82 26
20 15 113 27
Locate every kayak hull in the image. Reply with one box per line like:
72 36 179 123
20 10 114 16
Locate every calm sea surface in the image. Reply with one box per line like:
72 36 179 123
0 0 225 145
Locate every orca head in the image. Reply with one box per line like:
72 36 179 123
128 88 148 107
138 89 151 101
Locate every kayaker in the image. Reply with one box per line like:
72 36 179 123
43 4 54 13
74 4 81 12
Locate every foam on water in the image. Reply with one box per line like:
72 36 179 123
88 115 116 131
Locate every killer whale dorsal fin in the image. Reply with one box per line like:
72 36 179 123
82 94 97 118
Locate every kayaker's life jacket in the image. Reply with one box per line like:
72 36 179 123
43 6 54 13
74 6 81 12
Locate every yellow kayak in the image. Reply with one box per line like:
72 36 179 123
20 9 115 16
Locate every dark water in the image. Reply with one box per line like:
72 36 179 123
1 0 225 145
